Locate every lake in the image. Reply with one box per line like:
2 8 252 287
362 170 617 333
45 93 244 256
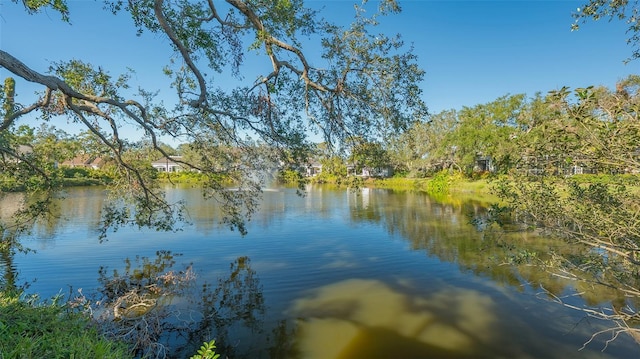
1 185 638 358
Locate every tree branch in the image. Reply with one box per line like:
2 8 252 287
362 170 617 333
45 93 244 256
154 0 208 108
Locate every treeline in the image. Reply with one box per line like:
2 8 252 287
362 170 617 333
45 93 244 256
0 124 219 191
3 75 639 190
380 75 640 178
298 75 639 185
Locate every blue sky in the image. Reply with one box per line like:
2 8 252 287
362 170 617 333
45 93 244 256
1 0 637 126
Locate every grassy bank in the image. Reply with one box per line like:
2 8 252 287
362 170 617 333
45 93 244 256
370 175 499 203
298 170 500 203
0 292 132 359
309 172 640 204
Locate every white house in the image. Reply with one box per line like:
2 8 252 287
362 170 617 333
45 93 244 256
151 156 184 172
304 162 322 177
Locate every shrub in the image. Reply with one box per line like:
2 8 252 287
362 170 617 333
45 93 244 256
277 169 303 184
426 170 451 196
62 167 91 179
570 173 640 186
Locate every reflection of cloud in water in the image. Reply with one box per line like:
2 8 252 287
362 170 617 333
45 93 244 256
289 279 622 359
290 279 493 358
321 249 358 269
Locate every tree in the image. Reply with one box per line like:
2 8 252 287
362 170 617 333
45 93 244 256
76 129 112 158
0 0 427 238
387 117 431 176
388 95 530 177
433 95 526 174
509 77 640 176
32 125 81 165
397 109 459 176
347 138 390 174
492 75 640 345
319 155 347 177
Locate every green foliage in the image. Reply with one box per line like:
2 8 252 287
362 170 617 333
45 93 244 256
507 249 539 265
2 0 427 240
0 291 132 358
312 171 340 184
343 175 364 188
62 177 105 187
50 59 130 100
62 167 91 178
387 95 527 176
569 174 640 187
387 75 640 181
18 0 70 21
375 177 411 189
189 340 221 359
158 171 218 185
495 175 640 292
0 175 22 192
347 139 391 173
442 94 526 174
489 80 640 343
278 168 304 184
425 170 452 196
2 77 15 119
320 156 348 177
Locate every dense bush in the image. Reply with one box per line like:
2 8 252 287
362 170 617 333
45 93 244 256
425 170 452 195
569 173 640 187
61 167 92 179
278 169 304 184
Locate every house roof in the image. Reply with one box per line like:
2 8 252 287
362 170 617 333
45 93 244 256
61 154 91 166
16 145 33 156
60 154 104 167
151 156 183 165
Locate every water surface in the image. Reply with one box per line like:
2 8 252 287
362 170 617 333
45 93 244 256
2 186 637 358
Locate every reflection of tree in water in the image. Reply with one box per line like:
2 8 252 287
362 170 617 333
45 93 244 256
0 192 39 292
90 251 297 358
178 256 265 358
180 255 304 359
346 189 634 328
90 251 196 358
267 319 300 359
0 236 17 291
289 278 625 359
180 256 301 359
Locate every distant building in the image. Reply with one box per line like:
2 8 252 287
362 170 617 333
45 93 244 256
362 166 393 178
1 144 33 163
60 155 104 170
152 156 184 172
347 163 393 178
474 155 495 172
16 145 33 157
303 162 322 177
